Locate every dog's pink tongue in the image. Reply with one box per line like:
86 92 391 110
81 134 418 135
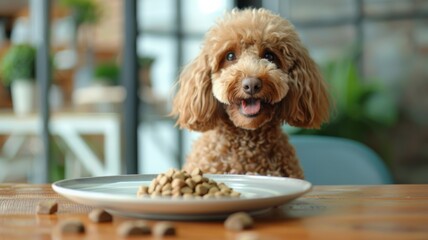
241 99 261 115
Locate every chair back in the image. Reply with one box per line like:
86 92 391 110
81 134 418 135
290 135 393 185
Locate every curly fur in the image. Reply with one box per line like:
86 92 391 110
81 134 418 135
171 8 330 178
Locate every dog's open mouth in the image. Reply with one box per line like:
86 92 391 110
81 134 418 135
240 98 261 117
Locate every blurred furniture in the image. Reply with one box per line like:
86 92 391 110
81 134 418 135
1 183 427 239
0 112 121 181
72 85 125 112
290 135 393 185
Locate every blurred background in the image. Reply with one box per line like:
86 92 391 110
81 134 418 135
0 0 427 184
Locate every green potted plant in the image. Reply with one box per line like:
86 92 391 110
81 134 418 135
93 61 120 86
0 44 37 115
59 0 102 52
59 0 102 27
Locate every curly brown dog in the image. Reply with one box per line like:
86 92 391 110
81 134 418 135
171 8 330 178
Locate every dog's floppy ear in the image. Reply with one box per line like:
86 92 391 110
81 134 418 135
280 44 330 129
171 52 221 131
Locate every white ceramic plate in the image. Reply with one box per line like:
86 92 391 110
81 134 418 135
52 174 311 220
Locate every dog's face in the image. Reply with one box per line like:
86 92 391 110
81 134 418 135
209 12 293 129
172 9 329 131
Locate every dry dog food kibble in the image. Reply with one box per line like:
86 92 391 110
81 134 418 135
36 200 58 214
57 219 85 234
224 212 254 231
137 168 241 199
153 221 176 237
117 220 151 237
88 208 113 223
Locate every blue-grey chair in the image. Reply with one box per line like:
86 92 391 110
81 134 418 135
289 135 393 185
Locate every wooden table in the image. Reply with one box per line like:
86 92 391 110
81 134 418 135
1 184 427 240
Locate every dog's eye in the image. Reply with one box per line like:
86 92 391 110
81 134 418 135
225 52 236 61
263 51 276 63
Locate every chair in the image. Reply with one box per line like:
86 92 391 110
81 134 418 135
289 135 393 185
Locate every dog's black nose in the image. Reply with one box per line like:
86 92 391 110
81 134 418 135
242 77 262 95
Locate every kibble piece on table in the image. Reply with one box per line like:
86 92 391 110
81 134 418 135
88 208 113 223
57 219 85 234
117 220 151 237
224 212 254 231
153 221 176 237
36 200 58 214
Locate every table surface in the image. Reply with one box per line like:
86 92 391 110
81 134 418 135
1 183 427 240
